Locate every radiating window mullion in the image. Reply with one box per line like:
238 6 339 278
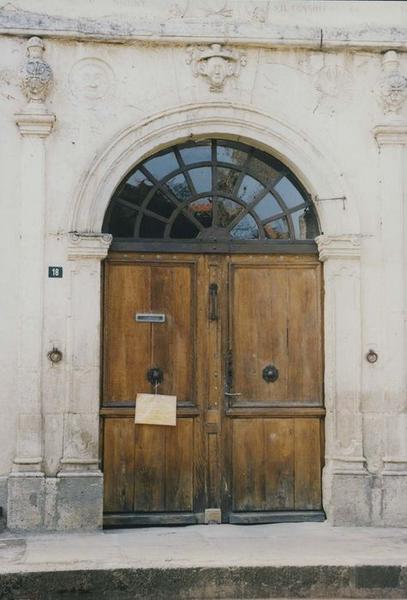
223 149 256 232
231 148 254 198
212 140 219 226
174 147 197 197
180 207 205 232
139 165 183 210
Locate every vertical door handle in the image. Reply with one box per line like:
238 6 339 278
209 283 219 321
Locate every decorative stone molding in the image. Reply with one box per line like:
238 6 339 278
15 111 55 137
383 458 407 475
67 232 112 260
374 125 407 146
378 51 407 115
316 234 361 261
186 44 247 92
19 36 53 112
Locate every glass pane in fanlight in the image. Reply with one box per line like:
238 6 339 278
189 167 212 194
216 167 240 195
248 157 279 186
216 144 247 166
180 144 212 164
147 191 175 219
166 173 192 201
139 215 166 238
108 204 138 237
144 151 179 179
170 213 200 238
120 170 153 207
188 198 213 228
217 199 243 227
264 218 290 239
237 175 265 204
291 206 319 239
253 192 282 220
230 214 259 240
274 176 305 208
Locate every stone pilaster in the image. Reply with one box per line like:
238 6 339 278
374 124 407 526
317 234 369 525
7 38 55 531
52 233 111 530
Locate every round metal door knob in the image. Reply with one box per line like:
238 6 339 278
262 364 279 383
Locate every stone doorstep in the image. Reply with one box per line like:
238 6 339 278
0 566 406 600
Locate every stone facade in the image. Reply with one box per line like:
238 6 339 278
1 0 407 529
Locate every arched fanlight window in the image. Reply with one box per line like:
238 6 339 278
103 139 320 251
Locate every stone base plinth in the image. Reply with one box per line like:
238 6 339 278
325 469 407 527
327 472 373 526
382 474 407 527
7 472 103 531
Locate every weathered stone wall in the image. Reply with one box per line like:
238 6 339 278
0 0 407 529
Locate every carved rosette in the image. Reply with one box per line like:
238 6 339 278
20 37 53 108
378 51 407 115
186 43 247 92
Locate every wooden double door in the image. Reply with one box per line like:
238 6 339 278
102 252 324 526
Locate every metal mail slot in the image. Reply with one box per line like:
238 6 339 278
135 313 166 323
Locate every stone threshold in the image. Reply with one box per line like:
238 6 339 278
1 523 407 598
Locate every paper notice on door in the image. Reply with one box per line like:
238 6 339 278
135 394 177 426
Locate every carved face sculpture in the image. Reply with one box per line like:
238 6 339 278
21 58 52 102
69 58 112 102
204 56 230 90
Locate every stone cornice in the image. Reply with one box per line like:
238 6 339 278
374 124 407 146
1 6 407 51
67 232 112 260
316 234 361 261
15 110 55 138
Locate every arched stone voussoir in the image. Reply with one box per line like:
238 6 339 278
70 102 360 238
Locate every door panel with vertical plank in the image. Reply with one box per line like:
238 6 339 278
102 254 204 525
225 255 324 521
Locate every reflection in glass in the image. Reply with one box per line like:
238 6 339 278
238 175 265 204
104 139 319 243
249 157 279 186
274 177 305 208
189 167 212 194
147 191 175 219
253 192 281 220
217 199 243 227
216 167 240 195
180 145 211 164
170 213 200 238
217 145 247 166
166 173 191 201
139 215 166 238
188 198 213 228
120 170 153 207
291 206 319 240
230 214 259 239
144 151 179 179
264 218 289 239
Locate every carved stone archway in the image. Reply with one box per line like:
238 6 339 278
64 102 363 526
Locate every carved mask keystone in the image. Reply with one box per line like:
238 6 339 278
186 43 247 92
20 36 53 107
